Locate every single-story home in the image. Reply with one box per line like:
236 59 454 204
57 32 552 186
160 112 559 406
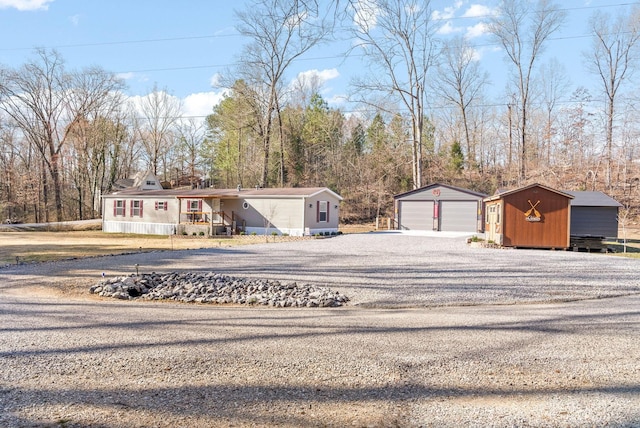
484 183 573 249
102 180 343 236
566 191 623 240
394 183 487 233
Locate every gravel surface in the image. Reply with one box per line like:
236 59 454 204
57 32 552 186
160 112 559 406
1 232 639 427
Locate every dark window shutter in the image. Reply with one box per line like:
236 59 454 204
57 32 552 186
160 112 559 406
187 199 191 211
130 200 133 217
140 201 143 217
198 200 203 211
155 201 159 210
164 201 168 211
316 201 320 222
113 200 117 217
123 200 126 217
327 203 330 223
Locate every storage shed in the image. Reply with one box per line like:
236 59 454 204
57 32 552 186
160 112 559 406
394 183 487 232
484 184 573 249
565 191 622 240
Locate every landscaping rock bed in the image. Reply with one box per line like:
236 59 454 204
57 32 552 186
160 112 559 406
90 271 349 307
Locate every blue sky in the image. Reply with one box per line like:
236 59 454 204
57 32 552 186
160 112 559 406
0 0 634 119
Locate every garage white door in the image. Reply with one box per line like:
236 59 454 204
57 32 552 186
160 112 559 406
440 201 478 232
399 201 434 230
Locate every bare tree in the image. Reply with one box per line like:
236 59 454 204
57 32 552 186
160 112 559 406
0 49 124 221
488 0 566 181
539 58 569 167
234 0 331 187
347 0 437 189
176 118 206 187
136 84 182 179
584 5 640 190
435 35 489 172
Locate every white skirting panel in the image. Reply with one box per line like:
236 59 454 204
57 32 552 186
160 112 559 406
102 221 176 235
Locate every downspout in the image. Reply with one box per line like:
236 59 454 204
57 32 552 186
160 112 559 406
302 197 307 236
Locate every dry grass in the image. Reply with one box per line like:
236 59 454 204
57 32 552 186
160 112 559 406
0 231 253 265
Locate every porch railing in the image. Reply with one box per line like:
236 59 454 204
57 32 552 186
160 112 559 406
180 211 238 227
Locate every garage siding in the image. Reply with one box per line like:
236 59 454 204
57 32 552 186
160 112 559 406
399 201 434 230
440 201 479 232
571 207 619 239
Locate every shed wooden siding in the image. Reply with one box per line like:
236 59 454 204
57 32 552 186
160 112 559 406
500 187 571 248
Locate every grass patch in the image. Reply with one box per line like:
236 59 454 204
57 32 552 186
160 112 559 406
0 231 251 265
605 238 640 258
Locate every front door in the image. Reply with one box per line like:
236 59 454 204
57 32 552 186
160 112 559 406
211 199 221 223
486 203 501 243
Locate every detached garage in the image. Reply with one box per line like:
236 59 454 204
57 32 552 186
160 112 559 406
394 183 487 233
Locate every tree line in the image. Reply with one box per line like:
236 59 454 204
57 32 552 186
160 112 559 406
1 0 639 224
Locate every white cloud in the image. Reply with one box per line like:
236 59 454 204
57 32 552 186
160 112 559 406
295 68 339 86
183 91 226 118
68 13 80 26
465 22 489 39
0 0 53 11
437 21 463 36
432 1 463 21
115 72 136 81
327 94 348 106
209 73 222 88
353 0 379 32
462 4 496 19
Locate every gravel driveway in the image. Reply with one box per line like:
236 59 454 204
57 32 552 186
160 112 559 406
1 232 639 427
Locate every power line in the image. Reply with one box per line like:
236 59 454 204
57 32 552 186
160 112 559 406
0 33 242 52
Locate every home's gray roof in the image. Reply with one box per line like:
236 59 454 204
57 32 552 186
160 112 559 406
565 191 622 207
104 187 343 200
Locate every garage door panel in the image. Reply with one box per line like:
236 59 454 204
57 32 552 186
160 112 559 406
440 201 478 232
399 201 433 230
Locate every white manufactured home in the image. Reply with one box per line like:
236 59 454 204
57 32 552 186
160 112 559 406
102 184 343 236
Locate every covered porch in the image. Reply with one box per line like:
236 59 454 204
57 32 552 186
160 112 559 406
177 196 244 236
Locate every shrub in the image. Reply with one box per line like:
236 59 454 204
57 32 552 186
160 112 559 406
239 231 246 236
282 233 289 237
250 232 257 236
192 232 197 236
198 231 205 236
271 231 278 236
